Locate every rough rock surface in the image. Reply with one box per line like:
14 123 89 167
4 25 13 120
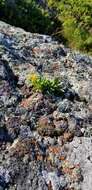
0 21 92 190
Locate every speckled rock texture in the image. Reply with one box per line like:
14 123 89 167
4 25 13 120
0 21 92 190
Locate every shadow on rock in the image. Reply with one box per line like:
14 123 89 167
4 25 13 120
0 126 13 143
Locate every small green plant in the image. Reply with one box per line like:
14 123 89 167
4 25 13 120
27 73 63 96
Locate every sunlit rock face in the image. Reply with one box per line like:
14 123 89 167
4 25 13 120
0 21 92 190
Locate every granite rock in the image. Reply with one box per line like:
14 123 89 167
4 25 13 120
0 21 92 190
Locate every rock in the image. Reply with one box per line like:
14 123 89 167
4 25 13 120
74 126 83 137
0 126 13 143
66 137 92 190
37 125 55 137
0 60 18 86
0 21 92 190
19 125 32 139
48 171 67 190
53 117 68 132
0 167 10 188
63 132 74 142
6 116 21 140
37 115 54 136
57 99 73 113
38 115 68 137
53 111 63 120
0 186 4 190
53 46 67 58
38 115 53 128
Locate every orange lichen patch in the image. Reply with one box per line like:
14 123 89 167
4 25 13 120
51 63 61 72
63 160 80 169
38 116 50 127
20 96 33 108
10 139 36 157
10 142 28 157
49 146 61 154
37 154 42 161
20 93 43 108
63 167 73 175
36 151 47 161
32 47 51 55
59 155 66 161
62 160 74 169
63 132 74 142
38 115 53 128
32 47 42 54
20 85 32 98
62 160 81 182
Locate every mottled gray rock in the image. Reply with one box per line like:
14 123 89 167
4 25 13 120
0 21 92 190
66 137 92 190
0 167 10 188
19 125 32 139
57 99 73 113
42 170 67 190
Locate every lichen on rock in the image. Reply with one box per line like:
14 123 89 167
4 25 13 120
0 21 92 190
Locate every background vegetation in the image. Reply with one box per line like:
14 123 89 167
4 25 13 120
0 0 92 54
48 0 92 54
0 0 53 34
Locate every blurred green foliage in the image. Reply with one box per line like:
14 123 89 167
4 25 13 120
0 0 53 34
0 0 92 54
48 0 92 54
